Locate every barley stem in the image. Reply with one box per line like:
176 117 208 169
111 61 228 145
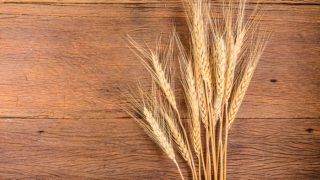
174 159 185 180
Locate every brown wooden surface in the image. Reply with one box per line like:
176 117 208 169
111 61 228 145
0 0 319 179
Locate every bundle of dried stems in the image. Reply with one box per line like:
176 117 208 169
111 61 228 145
124 0 268 179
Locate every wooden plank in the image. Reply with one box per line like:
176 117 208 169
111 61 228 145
0 4 319 119
1 0 320 5
1 3 320 18
0 1 319 179
0 118 319 179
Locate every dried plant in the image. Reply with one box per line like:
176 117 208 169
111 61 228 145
123 0 269 179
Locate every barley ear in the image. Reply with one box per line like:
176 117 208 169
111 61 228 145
128 36 178 113
213 36 227 123
228 33 268 129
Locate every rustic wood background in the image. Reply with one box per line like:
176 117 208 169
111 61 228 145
0 0 319 179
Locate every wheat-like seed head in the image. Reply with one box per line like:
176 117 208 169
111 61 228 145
215 36 227 97
188 0 211 129
212 36 227 122
128 37 178 113
224 5 236 102
151 53 177 110
143 107 176 161
228 33 268 129
185 61 201 155
227 66 253 129
122 87 177 162
197 82 209 128
188 0 211 85
224 30 245 102
161 108 193 167
224 0 263 105
175 31 202 156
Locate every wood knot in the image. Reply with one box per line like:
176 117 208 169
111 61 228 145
270 79 278 83
305 128 314 133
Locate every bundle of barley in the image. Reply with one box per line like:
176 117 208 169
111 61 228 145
124 0 268 179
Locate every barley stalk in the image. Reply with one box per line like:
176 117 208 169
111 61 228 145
212 36 227 180
228 34 267 129
127 37 178 113
129 35 199 179
175 32 202 156
213 36 227 123
228 67 252 128
224 1 246 103
151 53 178 111
161 108 193 168
187 1 214 179
224 41 240 102
175 32 206 179
192 1 211 86
186 61 202 155
143 107 185 180
144 107 175 160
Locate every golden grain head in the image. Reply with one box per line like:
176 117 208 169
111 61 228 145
125 0 267 179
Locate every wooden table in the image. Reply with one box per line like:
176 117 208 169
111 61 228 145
0 0 319 179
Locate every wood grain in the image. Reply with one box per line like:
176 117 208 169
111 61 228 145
0 0 319 179
0 3 319 119
1 0 320 4
0 118 319 179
